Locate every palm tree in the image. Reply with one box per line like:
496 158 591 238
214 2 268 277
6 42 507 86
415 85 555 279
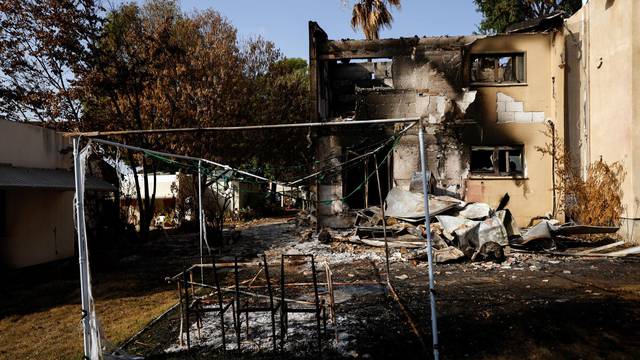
350 0 401 40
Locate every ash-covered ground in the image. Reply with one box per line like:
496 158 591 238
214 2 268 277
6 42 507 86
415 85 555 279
123 218 640 359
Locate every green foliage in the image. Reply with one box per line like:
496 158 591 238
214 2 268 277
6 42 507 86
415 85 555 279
474 0 582 34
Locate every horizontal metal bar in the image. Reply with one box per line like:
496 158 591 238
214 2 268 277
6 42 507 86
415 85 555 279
64 117 420 137
285 308 319 314
89 138 273 184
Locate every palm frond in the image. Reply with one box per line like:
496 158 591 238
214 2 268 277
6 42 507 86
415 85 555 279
350 0 400 40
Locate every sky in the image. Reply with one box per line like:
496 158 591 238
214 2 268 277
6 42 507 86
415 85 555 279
163 0 483 59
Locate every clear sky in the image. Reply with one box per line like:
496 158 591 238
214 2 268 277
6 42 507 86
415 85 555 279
167 0 483 59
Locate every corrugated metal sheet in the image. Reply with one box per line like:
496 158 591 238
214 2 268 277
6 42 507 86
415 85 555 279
0 166 115 191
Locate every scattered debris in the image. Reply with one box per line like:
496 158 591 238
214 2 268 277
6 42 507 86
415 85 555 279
384 188 464 221
332 187 626 264
459 203 491 220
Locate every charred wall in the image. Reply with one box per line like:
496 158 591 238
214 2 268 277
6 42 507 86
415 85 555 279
309 23 480 227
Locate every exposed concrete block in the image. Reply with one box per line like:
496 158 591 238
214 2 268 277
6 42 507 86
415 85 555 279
393 142 419 183
415 94 431 116
498 111 515 122
497 92 513 102
395 179 411 191
531 112 545 122
436 96 448 116
506 101 524 112
392 56 457 97
495 92 545 125
515 112 533 122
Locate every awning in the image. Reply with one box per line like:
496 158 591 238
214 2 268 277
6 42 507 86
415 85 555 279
0 166 116 192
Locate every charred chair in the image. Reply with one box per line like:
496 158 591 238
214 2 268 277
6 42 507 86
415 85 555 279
177 256 236 351
279 254 325 354
233 254 279 352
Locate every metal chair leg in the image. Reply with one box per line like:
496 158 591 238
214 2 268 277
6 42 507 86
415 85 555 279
311 256 323 355
263 254 278 352
234 256 241 351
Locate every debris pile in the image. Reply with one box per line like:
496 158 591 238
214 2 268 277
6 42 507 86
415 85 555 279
319 188 621 263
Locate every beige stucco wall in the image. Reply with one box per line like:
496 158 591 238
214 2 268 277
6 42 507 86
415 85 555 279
565 0 640 242
0 120 76 268
0 190 75 268
467 33 564 225
0 120 71 169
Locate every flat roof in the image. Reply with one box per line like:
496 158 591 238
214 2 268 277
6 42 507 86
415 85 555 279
0 165 116 192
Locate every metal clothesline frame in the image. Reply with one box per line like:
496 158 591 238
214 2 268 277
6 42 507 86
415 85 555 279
64 117 421 138
71 117 440 359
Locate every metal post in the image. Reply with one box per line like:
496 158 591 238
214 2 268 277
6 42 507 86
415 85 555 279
73 138 92 359
418 126 440 359
373 154 390 283
198 161 204 282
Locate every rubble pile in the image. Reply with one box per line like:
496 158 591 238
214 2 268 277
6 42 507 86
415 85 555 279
315 188 620 264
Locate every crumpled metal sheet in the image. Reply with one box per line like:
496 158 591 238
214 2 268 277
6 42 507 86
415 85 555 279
510 220 555 250
456 216 509 249
477 216 509 247
459 202 492 220
435 214 508 262
436 215 477 234
384 188 463 219
495 209 521 237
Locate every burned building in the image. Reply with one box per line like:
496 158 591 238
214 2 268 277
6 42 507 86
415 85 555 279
309 21 565 228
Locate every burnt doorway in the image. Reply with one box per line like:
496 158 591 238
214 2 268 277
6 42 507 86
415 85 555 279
343 142 393 210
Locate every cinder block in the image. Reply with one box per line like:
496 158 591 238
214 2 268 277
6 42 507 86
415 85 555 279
506 102 524 112
497 92 513 102
415 95 431 116
514 112 533 122
498 111 515 122
496 101 506 112
436 97 447 115
531 112 545 122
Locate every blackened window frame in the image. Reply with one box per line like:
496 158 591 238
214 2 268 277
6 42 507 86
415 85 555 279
470 145 525 177
469 52 527 86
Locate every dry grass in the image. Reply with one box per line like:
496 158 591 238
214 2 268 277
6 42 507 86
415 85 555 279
0 274 176 359
536 122 626 228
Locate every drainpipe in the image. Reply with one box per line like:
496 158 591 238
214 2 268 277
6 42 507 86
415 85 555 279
581 1 591 179
548 120 557 217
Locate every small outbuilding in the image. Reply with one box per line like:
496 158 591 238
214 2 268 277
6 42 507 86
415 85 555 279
0 120 114 269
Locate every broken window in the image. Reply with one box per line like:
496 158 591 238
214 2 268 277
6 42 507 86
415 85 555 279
471 53 525 84
470 146 524 176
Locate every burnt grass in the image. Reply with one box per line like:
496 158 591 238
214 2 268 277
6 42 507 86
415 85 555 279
124 219 640 360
